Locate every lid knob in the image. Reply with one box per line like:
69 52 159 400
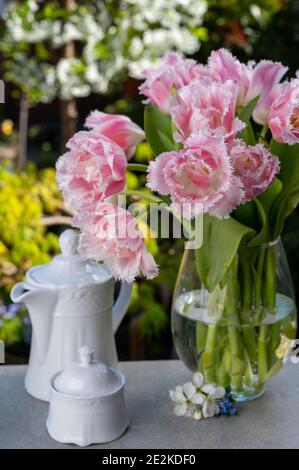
79 345 95 365
59 229 79 256
52 345 124 397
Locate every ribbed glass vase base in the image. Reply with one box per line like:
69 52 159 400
231 384 265 402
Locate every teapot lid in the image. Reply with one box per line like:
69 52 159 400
52 346 124 398
26 229 112 287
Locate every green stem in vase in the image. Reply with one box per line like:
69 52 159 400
258 324 269 384
253 247 266 318
240 244 266 369
268 321 282 368
202 325 217 383
239 252 257 363
264 244 283 371
257 244 277 384
223 256 245 392
242 326 257 363
228 326 245 391
196 321 208 355
243 348 255 387
195 321 207 373
262 246 277 313
217 347 231 388
240 252 252 314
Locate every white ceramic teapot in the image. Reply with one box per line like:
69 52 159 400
10 229 132 402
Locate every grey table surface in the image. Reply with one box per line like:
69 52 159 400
0 360 299 449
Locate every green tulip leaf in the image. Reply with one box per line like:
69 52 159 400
269 140 299 237
144 106 176 156
195 215 255 292
238 95 260 125
237 96 260 144
258 177 283 215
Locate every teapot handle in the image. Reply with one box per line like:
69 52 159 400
112 282 132 332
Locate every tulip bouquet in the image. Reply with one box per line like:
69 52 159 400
57 49 298 400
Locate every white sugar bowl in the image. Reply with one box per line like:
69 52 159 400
46 346 129 447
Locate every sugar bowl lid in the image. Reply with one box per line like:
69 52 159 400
52 346 124 398
26 229 112 287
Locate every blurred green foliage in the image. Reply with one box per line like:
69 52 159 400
0 163 63 344
0 163 61 302
0 311 24 344
129 282 168 339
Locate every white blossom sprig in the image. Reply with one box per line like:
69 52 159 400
169 372 227 420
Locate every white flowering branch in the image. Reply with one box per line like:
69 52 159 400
1 0 207 102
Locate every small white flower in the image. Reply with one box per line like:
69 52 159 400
193 372 205 388
169 381 205 419
192 393 205 405
174 403 188 417
193 410 202 420
201 384 225 418
169 385 185 403
169 372 226 421
201 383 226 399
169 386 190 417
169 385 188 416
202 399 219 418
183 382 206 406
182 382 196 399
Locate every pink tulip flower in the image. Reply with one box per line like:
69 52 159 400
85 110 145 160
56 131 127 212
209 175 245 219
230 140 280 200
73 202 158 282
248 60 288 125
208 48 253 106
268 79 299 144
208 48 288 125
139 52 210 114
147 132 234 219
171 79 244 143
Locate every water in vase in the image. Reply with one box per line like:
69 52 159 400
172 289 297 401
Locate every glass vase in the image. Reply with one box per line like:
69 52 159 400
171 239 297 402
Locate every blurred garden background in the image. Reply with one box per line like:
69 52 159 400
0 0 298 363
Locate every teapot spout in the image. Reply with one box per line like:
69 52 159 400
11 282 58 365
10 282 33 304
